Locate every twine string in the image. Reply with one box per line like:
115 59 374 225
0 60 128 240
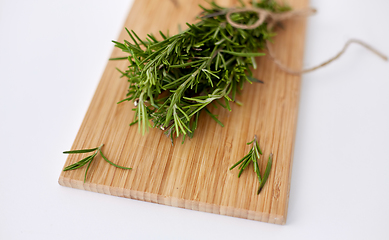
225 8 387 75
267 39 388 75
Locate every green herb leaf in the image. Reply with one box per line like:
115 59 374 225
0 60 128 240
63 155 93 171
84 156 94 183
257 153 273 194
63 147 98 154
109 57 129 61
220 50 266 57
99 150 132 170
204 108 224 127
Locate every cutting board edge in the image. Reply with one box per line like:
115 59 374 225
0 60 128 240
58 176 286 224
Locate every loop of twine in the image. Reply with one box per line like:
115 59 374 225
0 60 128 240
225 7 387 75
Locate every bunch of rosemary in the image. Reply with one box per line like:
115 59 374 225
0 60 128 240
112 0 290 143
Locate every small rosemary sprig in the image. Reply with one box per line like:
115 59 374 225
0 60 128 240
111 0 290 143
230 135 272 194
63 144 131 183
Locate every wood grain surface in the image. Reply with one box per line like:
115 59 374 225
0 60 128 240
59 0 308 224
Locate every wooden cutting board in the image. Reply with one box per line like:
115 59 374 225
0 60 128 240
59 0 308 224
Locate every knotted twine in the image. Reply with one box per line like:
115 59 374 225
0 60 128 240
225 7 388 75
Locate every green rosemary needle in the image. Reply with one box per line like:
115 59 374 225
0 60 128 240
111 0 290 143
258 153 272 194
230 135 272 194
63 144 131 183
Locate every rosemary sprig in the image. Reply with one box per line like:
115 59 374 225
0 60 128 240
63 144 131 182
230 135 272 194
111 0 290 143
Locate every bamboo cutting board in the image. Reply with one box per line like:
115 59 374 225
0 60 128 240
59 0 308 224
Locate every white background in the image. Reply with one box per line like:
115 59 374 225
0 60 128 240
1 0 388 239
